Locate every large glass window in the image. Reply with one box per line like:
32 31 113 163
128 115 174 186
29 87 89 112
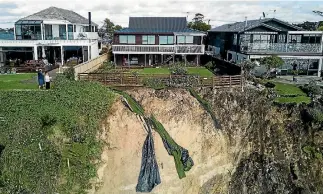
68 24 73 40
302 34 321 44
159 36 174 44
233 34 238 45
119 35 136 44
15 25 22 40
252 34 275 43
59 25 67 40
142 35 155 44
177 35 194 44
44 25 52 40
288 35 301 43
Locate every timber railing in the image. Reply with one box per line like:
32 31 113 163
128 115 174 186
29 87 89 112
78 72 243 88
73 53 108 80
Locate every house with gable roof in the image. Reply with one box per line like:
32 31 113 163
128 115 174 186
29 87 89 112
207 18 323 77
112 17 206 66
0 7 101 67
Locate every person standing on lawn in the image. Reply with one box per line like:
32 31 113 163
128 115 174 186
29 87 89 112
37 69 44 89
44 71 51 90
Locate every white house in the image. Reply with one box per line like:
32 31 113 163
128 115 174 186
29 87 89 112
0 7 101 67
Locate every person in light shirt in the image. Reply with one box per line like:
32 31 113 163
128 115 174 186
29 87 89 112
44 72 51 90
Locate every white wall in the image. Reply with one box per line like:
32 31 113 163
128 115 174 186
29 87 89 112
90 41 99 59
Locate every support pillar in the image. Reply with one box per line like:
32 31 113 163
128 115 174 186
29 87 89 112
41 24 44 40
173 55 175 64
128 54 130 67
145 54 146 66
34 46 38 60
318 58 322 77
66 24 68 40
161 54 163 64
197 55 200 66
114 54 116 66
61 46 64 66
42 46 46 59
88 46 90 60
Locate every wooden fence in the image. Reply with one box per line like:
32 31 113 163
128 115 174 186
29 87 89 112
73 53 107 80
78 72 243 88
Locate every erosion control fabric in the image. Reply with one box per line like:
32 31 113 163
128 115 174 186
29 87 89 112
118 91 194 192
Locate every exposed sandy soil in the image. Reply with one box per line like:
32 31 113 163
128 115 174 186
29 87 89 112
93 88 234 194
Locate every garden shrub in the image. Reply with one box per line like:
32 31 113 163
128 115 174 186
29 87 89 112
143 78 166 90
169 63 188 75
300 80 322 97
63 67 75 80
0 76 116 193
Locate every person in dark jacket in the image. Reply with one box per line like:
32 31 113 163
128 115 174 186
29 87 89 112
37 69 44 89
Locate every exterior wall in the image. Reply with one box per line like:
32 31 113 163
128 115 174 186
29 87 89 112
114 34 172 45
90 41 99 59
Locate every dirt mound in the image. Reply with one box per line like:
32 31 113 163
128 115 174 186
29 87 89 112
93 88 233 194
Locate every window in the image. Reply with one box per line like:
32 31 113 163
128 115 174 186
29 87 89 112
177 35 194 44
288 35 301 43
159 36 174 44
252 34 275 43
233 34 238 45
278 34 286 43
303 34 322 44
186 36 193 44
119 35 136 44
142 35 155 44
44 25 52 40
59 25 66 40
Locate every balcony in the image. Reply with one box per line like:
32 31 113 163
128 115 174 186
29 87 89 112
0 39 97 47
73 32 99 40
241 43 322 54
112 45 205 54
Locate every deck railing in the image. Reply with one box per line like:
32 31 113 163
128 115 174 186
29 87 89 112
241 43 322 53
0 39 96 46
112 45 205 54
78 73 242 88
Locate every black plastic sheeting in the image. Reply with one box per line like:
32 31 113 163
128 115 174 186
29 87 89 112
136 118 161 192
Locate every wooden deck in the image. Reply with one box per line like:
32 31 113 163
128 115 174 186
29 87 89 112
78 73 243 88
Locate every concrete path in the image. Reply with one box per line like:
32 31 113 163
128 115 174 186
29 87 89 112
275 76 323 86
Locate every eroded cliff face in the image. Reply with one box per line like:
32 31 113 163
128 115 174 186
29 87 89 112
92 88 323 194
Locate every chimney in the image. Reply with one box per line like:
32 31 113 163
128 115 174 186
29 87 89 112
245 17 248 28
88 12 92 32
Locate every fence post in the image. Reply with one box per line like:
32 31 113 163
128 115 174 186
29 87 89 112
230 76 232 88
212 76 215 88
121 73 123 85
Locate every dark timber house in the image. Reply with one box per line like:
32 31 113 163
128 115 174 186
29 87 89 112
207 18 323 77
112 17 205 66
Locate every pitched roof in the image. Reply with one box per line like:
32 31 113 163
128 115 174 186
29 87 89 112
116 17 204 34
209 18 301 33
17 7 97 26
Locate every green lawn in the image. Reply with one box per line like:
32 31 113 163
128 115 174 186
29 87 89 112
0 73 38 90
132 67 214 77
271 82 311 104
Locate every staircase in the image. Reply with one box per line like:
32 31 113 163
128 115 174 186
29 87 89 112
163 55 174 64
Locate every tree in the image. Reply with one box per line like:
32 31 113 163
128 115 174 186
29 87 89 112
99 18 123 40
318 25 323 31
240 60 257 80
187 13 211 32
259 55 284 78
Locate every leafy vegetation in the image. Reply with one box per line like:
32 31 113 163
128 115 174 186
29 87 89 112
259 55 284 78
0 75 116 193
187 13 211 32
0 73 37 90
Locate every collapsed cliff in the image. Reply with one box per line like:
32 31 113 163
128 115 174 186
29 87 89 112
92 87 323 194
